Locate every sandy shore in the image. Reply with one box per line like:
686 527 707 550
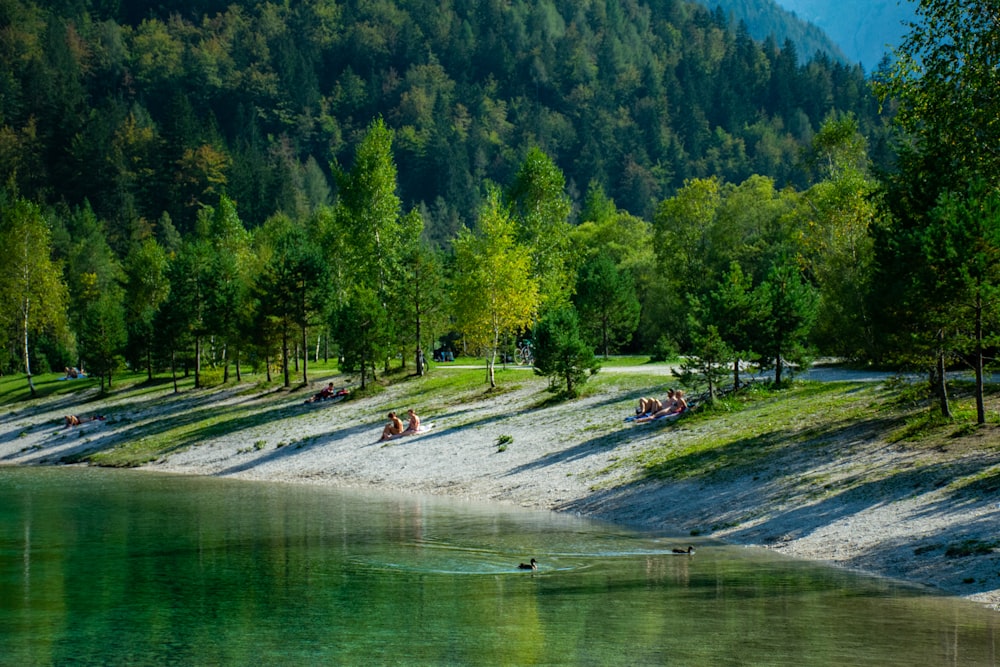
3 368 999 611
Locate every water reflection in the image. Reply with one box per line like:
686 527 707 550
0 467 996 666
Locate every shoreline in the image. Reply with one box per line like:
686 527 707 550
3 370 999 611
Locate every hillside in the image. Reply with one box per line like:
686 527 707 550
697 0 847 63
1 0 886 244
701 0 917 70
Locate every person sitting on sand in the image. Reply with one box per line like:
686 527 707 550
380 411 405 441
305 382 336 403
401 409 422 436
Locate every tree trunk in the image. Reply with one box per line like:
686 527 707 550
171 349 179 394
936 344 951 419
235 347 242 382
194 335 202 388
301 324 309 385
282 330 290 388
21 298 36 397
975 290 986 424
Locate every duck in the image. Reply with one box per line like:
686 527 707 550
672 546 695 554
518 558 538 570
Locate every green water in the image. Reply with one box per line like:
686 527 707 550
0 467 997 666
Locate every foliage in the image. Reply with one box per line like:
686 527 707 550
333 117 406 376
875 0 1000 193
0 196 70 395
451 184 539 387
674 324 734 403
532 307 599 397
923 182 1000 424
573 253 641 358
508 147 573 312
0 0 887 236
757 261 819 386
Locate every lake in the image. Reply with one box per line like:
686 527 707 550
1 467 997 666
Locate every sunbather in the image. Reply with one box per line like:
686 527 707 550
637 390 674 416
305 382 336 403
401 409 422 435
64 415 105 428
635 390 688 422
380 411 405 441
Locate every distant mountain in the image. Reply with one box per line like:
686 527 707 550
700 0 848 63
698 0 917 71
770 0 918 70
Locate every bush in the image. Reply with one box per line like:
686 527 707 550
650 335 678 362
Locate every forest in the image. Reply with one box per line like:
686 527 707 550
0 0 997 422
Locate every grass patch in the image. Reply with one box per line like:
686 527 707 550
496 434 513 452
629 382 879 483
945 539 997 558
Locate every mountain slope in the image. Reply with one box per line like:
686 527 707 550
771 0 917 69
700 0 847 62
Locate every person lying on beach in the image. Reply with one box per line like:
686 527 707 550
304 383 350 404
635 389 688 422
380 411 405 441
305 382 335 403
64 415 105 428
636 390 675 417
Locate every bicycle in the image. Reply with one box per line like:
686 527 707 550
515 340 534 366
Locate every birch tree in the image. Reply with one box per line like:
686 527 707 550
0 197 68 396
452 185 539 388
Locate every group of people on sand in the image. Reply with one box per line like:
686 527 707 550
633 388 688 422
380 409 423 441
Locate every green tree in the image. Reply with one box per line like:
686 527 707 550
334 285 388 389
532 307 599 397
925 182 1000 424
872 1 1000 415
163 238 213 388
203 195 254 382
573 253 640 358
875 1 1000 192
674 322 733 404
757 261 819 386
508 147 573 312
122 238 170 380
0 196 69 395
255 218 330 387
76 283 127 391
801 115 879 360
452 185 539 388
704 262 768 388
334 117 406 375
